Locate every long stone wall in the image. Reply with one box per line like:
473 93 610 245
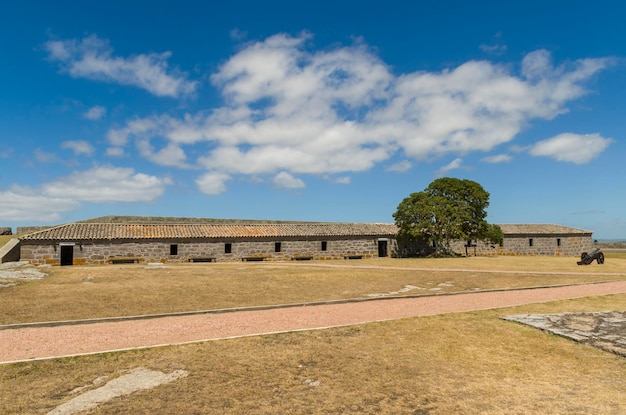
501 235 594 256
448 235 594 257
20 233 593 266
20 237 396 266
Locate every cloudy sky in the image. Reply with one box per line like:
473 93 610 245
1 1 624 238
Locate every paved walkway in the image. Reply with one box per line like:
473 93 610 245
2 280 626 364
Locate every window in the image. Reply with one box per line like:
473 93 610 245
529 238 534 247
225 243 232 254
321 241 327 251
275 242 282 253
557 238 561 247
170 244 178 255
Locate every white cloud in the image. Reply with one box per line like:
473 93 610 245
106 117 162 147
105 33 612 194
375 51 609 161
386 160 413 172
42 166 171 202
436 158 463 177
44 35 197 98
230 28 248 41
529 133 613 164
136 140 192 168
106 147 125 157
0 166 169 222
0 188 80 222
479 32 507 55
480 43 507 55
510 145 529 153
196 172 231 195
106 115 204 166
62 140 95 156
331 176 351 184
521 49 553 81
482 154 512 163
273 171 305 189
83 105 106 120
480 44 508 55
34 149 59 163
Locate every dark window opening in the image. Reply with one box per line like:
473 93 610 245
557 238 561 247
225 243 232 254
170 244 178 255
529 238 534 247
275 242 282 253
321 241 327 251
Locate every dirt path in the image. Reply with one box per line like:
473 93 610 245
2 280 626 364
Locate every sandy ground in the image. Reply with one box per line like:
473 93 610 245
2 280 626 364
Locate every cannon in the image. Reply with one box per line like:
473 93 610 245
577 248 605 265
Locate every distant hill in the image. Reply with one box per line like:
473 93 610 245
597 241 626 249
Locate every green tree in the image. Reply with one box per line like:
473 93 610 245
393 178 499 256
484 223 504 246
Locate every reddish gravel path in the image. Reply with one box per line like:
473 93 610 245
2 280 626 364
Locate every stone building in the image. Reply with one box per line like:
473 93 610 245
449 224 594 257
16 217 595 266
19 220 398 266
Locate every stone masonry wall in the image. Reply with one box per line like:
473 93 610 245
20 234 591 265
501 235 594 256
20 244 58 265
20 237 393 265
449 235 594 257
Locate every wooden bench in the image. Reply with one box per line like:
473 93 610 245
344 255 363 260
242 256 266 262
109 257 141 264
293 256 313 261
189 257 216 263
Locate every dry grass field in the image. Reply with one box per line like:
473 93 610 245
1 255 626 325
1 255 625 414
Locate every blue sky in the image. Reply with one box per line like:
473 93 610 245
1 0 624 238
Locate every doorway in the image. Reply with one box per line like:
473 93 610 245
377 240 388 257
60 245 74 266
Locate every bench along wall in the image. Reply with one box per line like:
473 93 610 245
20 236 396 266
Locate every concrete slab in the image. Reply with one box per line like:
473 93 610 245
503 311 626 357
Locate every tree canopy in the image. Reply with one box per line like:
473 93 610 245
393 178 502 256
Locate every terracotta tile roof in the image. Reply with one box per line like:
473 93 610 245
19 220 592 241
20 222 399 241
498 224 592 235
